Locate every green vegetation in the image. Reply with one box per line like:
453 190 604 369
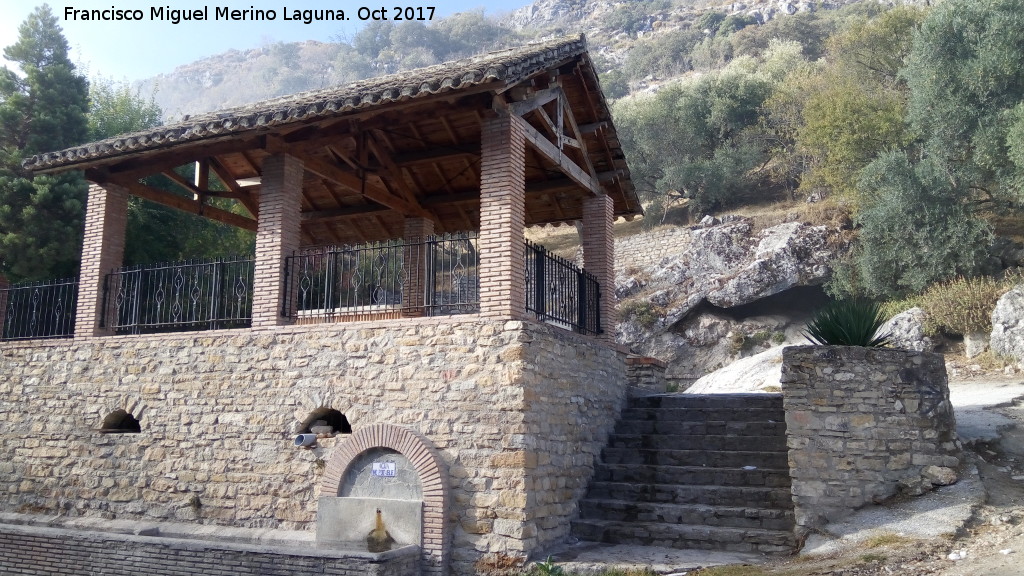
909 276 1010 337
619 299 664 329
804 299 891 347
0 5 90 282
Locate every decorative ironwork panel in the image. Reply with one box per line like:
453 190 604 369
103 257 254 334
525 241 602 335
1 278 78 340
285 233 480 322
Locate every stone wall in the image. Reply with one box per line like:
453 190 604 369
0 317 628 575
0 520 419 576
625 355 669 396
613 226 692 275
781 346 961 533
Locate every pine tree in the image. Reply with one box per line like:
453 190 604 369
0 4 90 281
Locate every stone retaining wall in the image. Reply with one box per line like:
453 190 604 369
0 317 628 575
613 226 693 275
781 346 961 533
0 521 418 576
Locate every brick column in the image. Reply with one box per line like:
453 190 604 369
75 183 128 338
402 217 435 317
0 274 9 338
478 112 527 318
252 154 303 329
582 194 615 340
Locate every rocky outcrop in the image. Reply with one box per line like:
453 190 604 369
685 346 784 394
881 307 934 353
615 216 845 383
991 285 1024 362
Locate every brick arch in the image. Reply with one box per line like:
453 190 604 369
320 423 449 575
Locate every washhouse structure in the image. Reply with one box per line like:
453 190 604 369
0 35 642 575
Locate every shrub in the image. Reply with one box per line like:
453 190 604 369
804 299 891 347
618 299 664 328
918 275 1007 336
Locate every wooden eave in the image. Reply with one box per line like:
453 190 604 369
25 35 641 247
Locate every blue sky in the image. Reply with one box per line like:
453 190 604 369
0 1 533 81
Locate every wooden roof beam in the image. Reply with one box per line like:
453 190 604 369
510 115 601 196
207 156 259 218
297 152 430 219
107 177 257 231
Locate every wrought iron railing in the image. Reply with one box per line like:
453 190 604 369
0 278 78 340
284 233 479 322
525 241 602 335
102 256 254 334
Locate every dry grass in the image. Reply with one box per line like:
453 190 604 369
862 532 910 548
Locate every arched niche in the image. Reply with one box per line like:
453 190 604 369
319 424 448 575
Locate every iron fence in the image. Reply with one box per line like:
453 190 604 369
525 241 602 335
284 233 479 322
0 278 78 340
102 256 254 334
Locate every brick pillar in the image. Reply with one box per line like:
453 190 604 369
478 112 527 318
402 217 435 317
582 194 615 340
0 274 9 338
74 183 129 337
252 154 303 329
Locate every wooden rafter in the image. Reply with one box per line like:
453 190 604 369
207 156 259 218
296 151 428 218
107 177 257 231
509 115 600 196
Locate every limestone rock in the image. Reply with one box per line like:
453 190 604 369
685 346 784 394
990 285 1024 361
922 465 958 486
881 308 934 353
615 216 845 381
963 332 989 359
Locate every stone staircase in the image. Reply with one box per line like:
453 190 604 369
571 394 797 554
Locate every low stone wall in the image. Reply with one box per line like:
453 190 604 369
0 521 418 576
613 226 693 275
781 346 961 533
0 316 628 575
625 355 668 396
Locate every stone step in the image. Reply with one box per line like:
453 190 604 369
607 433 788 452
613 419 787 437
628 394 784 411
601 447 790 469
592 464 791 488
571 518 797 554
618 407 785 424
578 499 795 531
585 481 794 509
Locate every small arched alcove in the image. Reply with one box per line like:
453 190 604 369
99 409 141 434
299 407 352 435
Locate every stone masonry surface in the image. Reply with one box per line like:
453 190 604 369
0 520 419 576
0 316 627 575
781 346 961 533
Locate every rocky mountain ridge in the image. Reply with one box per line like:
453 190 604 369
137 0 898 118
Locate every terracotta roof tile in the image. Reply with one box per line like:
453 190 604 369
24 35 588 172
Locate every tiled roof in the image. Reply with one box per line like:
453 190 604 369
24 35 588 172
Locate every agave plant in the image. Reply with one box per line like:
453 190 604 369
804 299 892 347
